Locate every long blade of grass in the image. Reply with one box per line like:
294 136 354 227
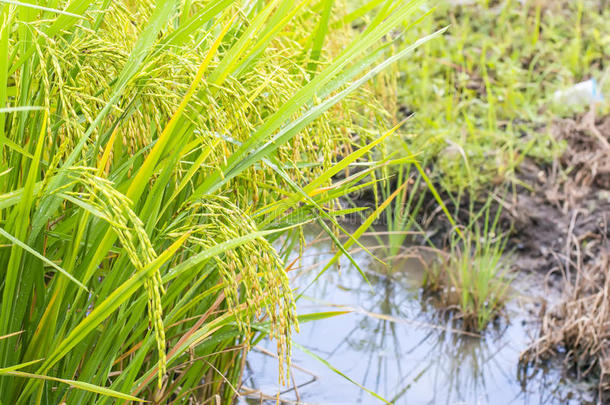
306 0 333 75
299 180 409 299
0 359 42 372
4 371 146 402
295 343 390 404
0 0 85 18
0 227 87 291
0 106 44 113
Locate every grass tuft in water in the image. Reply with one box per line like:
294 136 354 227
422 196 512 332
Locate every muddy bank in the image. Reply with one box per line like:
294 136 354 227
512 113 610 272
514 113 610 401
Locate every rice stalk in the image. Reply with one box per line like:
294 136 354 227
0 0 432 402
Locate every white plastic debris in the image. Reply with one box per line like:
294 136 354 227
447 0 476 5
553 79 604 108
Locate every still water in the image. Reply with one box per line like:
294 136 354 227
238 228 596 405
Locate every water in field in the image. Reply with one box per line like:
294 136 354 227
238 227 596 405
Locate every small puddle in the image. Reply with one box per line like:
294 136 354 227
239 227 596 404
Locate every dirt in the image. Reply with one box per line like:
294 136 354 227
510 115 610 273
512 111 610 401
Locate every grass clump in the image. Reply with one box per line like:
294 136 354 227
423 229 511 332
422 198 512 332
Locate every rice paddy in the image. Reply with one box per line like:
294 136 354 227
0 0 609 404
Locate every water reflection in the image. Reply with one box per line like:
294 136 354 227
239 227 595 405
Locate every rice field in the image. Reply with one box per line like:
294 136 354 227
0 0 608 404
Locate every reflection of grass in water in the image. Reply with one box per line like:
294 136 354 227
252 228 588 404
325 271 512 404
299 242 505 404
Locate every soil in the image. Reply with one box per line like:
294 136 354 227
511 112 610 274
512 112 610 402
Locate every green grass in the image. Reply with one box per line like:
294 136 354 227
422 195 512 332
381 0 610 192
0 0 437 403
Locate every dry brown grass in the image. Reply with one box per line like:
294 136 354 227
518 112 610 401
522 252 610 399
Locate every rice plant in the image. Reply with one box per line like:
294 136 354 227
0 0 440 402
